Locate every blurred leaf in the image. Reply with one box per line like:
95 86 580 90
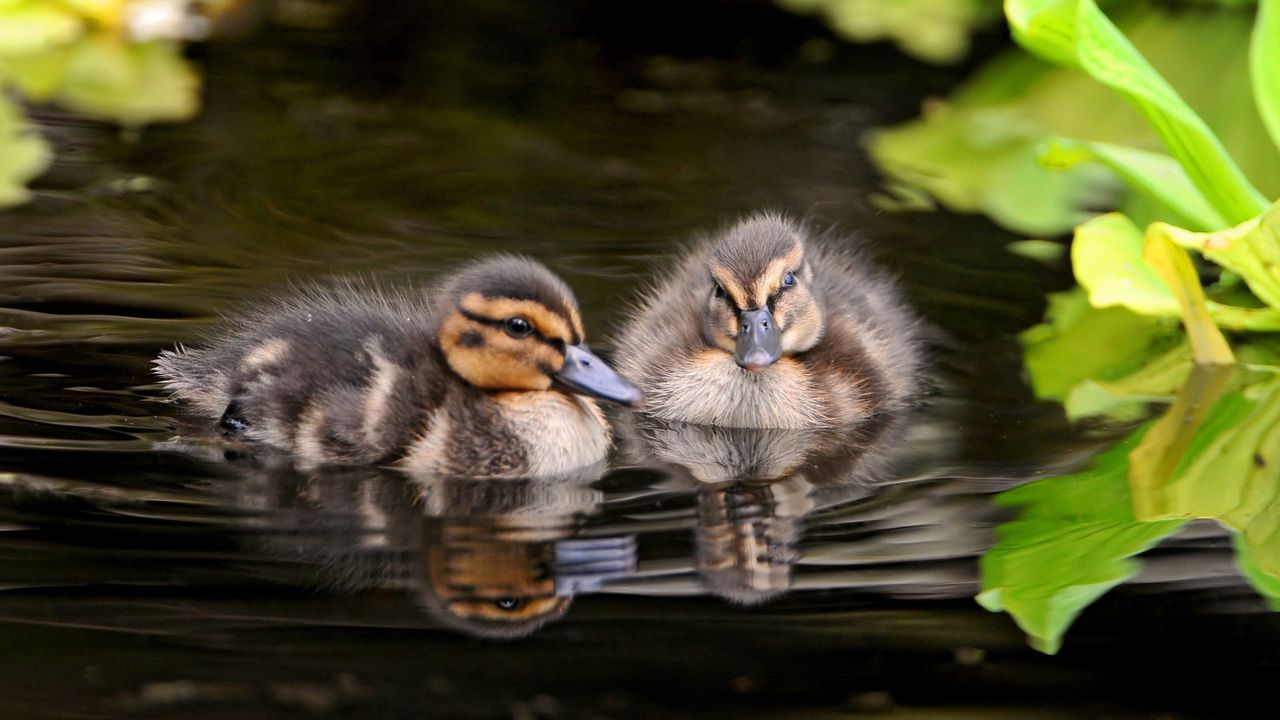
0 2 82 56
1006 0 1268 224
1041 138 1226 231
1021 286 1180 401
776 0 1002 63
1142 225 1235 364
870 99 1105 235
978 429 1186 654
1159 201 1280 312
870 6 1280 236
1253 0 1280 154
0 94 51 207
1006 239 1066 264
53 35 199 125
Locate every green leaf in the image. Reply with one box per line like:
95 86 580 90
1236 537 1280 611
1041 138 1226 231
1062 341 1191 420
1159 200 1280 313
1072 212 1179 316
1130 377 1280 579
978 429 1186 654
1020 287 1180 401
1005 0 1270 224
0 94 51 207
1142 224 1235 365
1253 0 1280 155
869 100 1102 236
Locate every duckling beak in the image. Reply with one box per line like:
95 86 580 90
555 344 645 407
734 308 783 371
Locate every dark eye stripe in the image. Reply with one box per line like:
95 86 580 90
457 308 565 353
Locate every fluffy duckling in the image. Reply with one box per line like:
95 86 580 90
155 256 643 478
614 213 922 428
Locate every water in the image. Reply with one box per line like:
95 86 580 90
1 3 1276 718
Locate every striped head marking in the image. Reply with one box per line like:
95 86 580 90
702 214 824 369
437 256 643 405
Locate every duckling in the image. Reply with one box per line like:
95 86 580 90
155 255 643 478
614 213 923 428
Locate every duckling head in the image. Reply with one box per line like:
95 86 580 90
701 215 823 371
436 256 644 405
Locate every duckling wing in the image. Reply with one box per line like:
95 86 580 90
155 284 442 464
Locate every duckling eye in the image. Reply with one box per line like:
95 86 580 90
713 284 726 299
783 272 796 288
504 317 533 338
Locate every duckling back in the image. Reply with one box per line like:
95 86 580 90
157 257 637 478
614 214 924 428
156 281 459 467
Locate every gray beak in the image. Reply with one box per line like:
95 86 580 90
555 344 645 407
734 308 782 371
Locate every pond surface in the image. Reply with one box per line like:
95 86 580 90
1 2 1277 718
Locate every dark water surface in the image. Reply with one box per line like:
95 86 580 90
1 3 1276 718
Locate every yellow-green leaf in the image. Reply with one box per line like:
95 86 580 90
1143 225 1235 365
0 94 51 207
0 2 82 56
55 35 199 125
1073 212 1179 316
1160 201 1280 312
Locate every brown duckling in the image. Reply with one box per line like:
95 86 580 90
614 213 923 428
155 256 643 478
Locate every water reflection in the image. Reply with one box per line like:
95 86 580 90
226 458 635 639
618 411 910 604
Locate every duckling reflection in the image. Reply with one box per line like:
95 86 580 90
226 461 635 639
618 411 905 604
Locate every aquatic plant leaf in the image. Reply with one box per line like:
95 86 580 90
1130 377 1280 578
1157 202 1280 313
0 2 81 55
1005 0 1270 224
1020 287 1180 402
0 95 51 207
1253 0 1280 154
871 7 1280 237
1128 365 1238 501
1142 226 1235 365
978 429 1186 654
775 0 1002 63
52 35 199 125
869 99 1101 235
1040 138 1226 231
1062 341 1191 420
1072 212 1179 316
1236 537 1280 610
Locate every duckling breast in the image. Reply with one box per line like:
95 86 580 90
399 390 611 478
643 350 828 429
